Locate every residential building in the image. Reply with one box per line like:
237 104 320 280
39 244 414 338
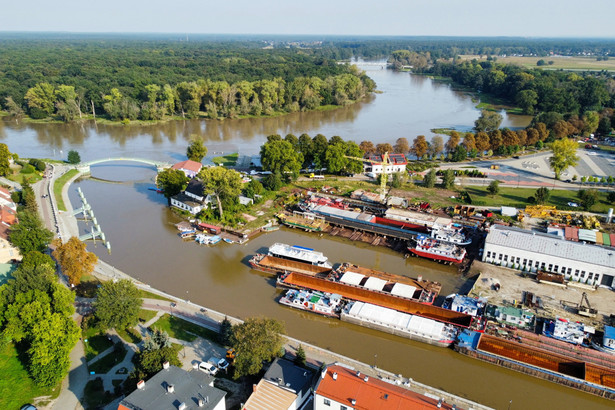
171 193 206 215
239 195 254 206
242 358 313 410
172 160 203 178
118 364 225 410
0 187 16 211
483 225 615 288
362 154 407 175
0 205 17 240
0 238 21 263
185 179 206 202
314 364 457 409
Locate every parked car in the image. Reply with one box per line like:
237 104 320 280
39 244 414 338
198 361 218 376
567 202 580 207
209 356 229 370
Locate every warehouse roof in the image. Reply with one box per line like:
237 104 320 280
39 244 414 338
486 225 615 268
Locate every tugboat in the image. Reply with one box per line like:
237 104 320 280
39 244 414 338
279 289 342 318
408 235 466 264
430 223 471 245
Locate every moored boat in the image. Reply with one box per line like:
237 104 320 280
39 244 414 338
341 300 458 347
268 243 332 268
195 234 222 245
277 211 328 232
279 289 342 318
430 223 471 245
542 317 594 346
408 235 466 264
249 253 332 276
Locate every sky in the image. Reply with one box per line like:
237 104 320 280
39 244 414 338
2 0 615 38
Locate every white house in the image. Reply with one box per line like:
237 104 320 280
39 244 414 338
363 154 407 175
170 193 205 215
171 159 203 178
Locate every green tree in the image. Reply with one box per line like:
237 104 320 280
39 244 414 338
445 131 461 153
94 279 142 331
4 97 24 117
578 189 598 211
24 83 56 117
143 328 172 352
197 167 243 219
516 89 538 115
325 143 349 174
0 143 12 176
186 138 208 162
67 150 81 164
312 134 329 169
260 140 303 177
534 187 551 205
9 210 54 254
219 317 233 346
132 346 181 381
428 135 444 158
583 111 600 136
451 145 467 162
157 168 189 200
474 110 503 132
549 138 579 179
297 134 314 167
262 172 283 191
52 237 98 286
359 140 375 155
243 179 263 200
231 317 285 379
441 169 456 189
487 180 500 196
423 168 436 188
294 345 306 368
606 191 615 204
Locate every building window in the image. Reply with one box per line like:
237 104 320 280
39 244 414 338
548 264 553 272
588 273 594 280
575 269 579 276
341 407 348 410
324 398 331 406
567 268 572 275
498 254 502 260
535 261 539 268
523 259 527 265
554 265 559 273
503 255 508 262
561 266 566 274
581 271 586 278
541 262 546 270
487 251 491 258
516 257 520 264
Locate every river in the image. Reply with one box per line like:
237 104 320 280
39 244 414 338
5 65 612 408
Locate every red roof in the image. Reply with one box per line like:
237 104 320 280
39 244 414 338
315 365 456 409
0 187 10 199
366 154 407 165
171 160 203 173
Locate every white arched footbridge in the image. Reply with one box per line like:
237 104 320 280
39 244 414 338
76 157 172 173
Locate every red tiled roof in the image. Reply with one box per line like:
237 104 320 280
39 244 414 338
0 187 10 199
315 365 456 410
0 206 16 225
171 160 203 173
366 154 407 165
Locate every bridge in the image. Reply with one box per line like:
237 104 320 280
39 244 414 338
77 157 172 173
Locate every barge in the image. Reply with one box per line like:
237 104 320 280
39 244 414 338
249 254 332 276
279 289 342 318
277 211 328 232
278 271 473 328
342 301 458 347
330 262 441 305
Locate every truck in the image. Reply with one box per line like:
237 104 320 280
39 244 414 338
309 173 325 180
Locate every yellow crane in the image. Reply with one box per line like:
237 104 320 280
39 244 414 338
344 152 391 201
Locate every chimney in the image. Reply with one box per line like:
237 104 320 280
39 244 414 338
198 398 205 407
364 375 369 382
351 399 356 406
321 369 327 379
137 380 145 390
253 384 257 393
356 371 361 378
167 384 174 393
332 372 338 381
163 361 170 370
178 403 186 410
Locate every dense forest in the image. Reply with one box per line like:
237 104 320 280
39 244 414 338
0 37 374 122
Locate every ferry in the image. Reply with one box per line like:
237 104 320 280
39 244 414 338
268 243 332 269
195 234 222 245
408 235 466 264
279 289 342 318
341 301 459 347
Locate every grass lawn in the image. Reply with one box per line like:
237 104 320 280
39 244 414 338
0 343 60 409
83 377 116 409
212 152 238 166
153 314 218 342
464 186 612 213
89 344 127 374
137 289 172 302
83 319 113 361
53 169 79 211
116 327 142 344
458 54 615 71
138 309 158 323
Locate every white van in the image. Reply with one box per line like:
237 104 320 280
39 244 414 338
198 361 218 376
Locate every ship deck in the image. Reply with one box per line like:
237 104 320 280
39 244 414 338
253 255 331 276
332 263 442 296
280 272 472 327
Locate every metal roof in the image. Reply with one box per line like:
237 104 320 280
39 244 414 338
486 225 615 268
605 325 615 340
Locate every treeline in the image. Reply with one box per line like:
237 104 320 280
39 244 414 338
318 37 615 61
426 60 614 115
0 39 374 121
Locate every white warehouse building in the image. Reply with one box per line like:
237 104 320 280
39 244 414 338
483 225 615 288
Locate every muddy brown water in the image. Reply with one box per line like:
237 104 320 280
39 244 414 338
68 164 612 409
3 61 608 407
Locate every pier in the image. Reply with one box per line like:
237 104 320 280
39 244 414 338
73 187 111 252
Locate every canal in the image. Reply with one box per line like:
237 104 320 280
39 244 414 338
3 62 610 408
68 164 612 409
